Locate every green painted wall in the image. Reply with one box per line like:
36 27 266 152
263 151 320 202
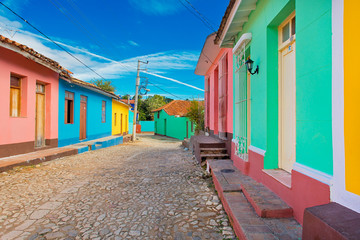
232 0 333 174
154 110 195 140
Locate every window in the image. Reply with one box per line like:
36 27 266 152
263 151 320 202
234 47 251 161
10 75 21 117
279 13 295 46
102 101 106 123
65 91 74 124
114 113 117 126
157 112 160 119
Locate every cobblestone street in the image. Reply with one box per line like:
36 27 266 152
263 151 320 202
0 134 235 240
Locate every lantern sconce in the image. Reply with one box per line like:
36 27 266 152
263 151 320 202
245 58 259 75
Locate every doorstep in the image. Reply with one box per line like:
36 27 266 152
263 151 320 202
0 135 124 173
0 147 77 173
207 159 301 239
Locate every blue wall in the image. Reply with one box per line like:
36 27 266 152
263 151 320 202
128 111 134 134
139 121 154 132
58 78 113 147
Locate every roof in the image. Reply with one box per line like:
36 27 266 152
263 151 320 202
195 33 221 76
0 35 69 74
152 100 192 117
215 0 258 48
60 74 119 99
120 99 135 104
114 99 132 108
152 100 204 117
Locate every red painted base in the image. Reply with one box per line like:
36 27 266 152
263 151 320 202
230 142 330 224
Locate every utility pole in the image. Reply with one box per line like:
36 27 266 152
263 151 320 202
132 60 141 141
132 59 148 141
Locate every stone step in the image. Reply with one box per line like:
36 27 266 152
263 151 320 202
241 181 293 218
208 160 293 219
200 147 227 152
223 191 301 240
199 142 226 148
200 153 230 158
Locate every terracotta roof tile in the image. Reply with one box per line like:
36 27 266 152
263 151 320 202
0 35 68 74
152 100 203 117
120 99 135 104
60 74 119 99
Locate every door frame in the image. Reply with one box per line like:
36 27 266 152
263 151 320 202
278 11 296 172
35 83 46 148
79 95 87 140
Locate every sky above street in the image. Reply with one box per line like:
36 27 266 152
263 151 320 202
0 0 228 99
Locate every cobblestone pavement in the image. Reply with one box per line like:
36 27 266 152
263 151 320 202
0 134 236 240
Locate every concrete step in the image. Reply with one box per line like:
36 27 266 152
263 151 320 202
223 192 301 240
200 147 227 152
199 142 226 148
200 153 230 158
0 148 78 172
208 160 293 218
241 181 293 218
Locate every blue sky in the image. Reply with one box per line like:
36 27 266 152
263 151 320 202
0 0 228 99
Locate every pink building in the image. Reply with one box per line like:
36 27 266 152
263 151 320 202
0 35 67 158
195 33 233 152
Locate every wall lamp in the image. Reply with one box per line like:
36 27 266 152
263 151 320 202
245 58 259 75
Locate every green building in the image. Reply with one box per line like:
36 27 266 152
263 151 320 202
152 100 195 140
215 0 333 224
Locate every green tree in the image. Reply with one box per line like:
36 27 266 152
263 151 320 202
186 100 205 132
91 79 116 92
121 94 130 100
137 95 166 121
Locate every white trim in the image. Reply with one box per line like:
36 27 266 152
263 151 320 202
331 0 360 213
248 145 265 156
219 0 242 47
232 33 252 55
293 162 332 186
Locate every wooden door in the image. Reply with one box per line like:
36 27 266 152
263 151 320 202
279 41 296 172
80 95 87 140
218 55 228 139
186 121 189 138
35 83 45 148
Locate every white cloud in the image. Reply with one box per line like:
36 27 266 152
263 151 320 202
0 16 203 91
128 40 139 47
128 0 181 15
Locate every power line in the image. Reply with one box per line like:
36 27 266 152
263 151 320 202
46 0 105 51
182 0 217 32
148 80 185 100
177 0 217 33
0 1 106 80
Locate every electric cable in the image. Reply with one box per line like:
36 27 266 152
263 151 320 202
148 80 185 100
0 1 106 80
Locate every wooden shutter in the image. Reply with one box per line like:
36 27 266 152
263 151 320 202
218 54 228 139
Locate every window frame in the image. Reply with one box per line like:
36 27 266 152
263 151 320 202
102 101 106 123
64 91 74 124
278 11 296 51
9 75 22 117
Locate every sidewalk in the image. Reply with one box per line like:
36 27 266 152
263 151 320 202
0 135 127 173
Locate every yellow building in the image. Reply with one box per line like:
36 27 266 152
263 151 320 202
112 99 131 135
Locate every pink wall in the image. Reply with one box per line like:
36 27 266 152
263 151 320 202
0 47 59 145
205 48 233 134
231 143 330 224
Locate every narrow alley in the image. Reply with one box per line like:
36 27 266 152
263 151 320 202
0 135 235 240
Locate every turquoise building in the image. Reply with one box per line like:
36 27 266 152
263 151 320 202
152 100 195 140
58 77 117 147
215 0 333 224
